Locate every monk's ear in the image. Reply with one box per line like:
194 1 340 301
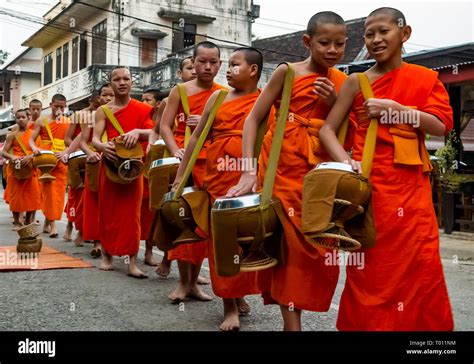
401 25 412 43
250 64 258 78
302 33 312 50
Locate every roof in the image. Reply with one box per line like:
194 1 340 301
252 17 367 64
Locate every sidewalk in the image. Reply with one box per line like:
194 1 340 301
440 231 474 262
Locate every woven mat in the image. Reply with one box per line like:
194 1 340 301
0 245 94 271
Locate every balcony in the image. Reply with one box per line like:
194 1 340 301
22 58 181 109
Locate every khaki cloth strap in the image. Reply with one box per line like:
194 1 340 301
174 90 229 199
102 105 125 135
260 63 295 210
14 133 29 155
177 83 192 148
42 117 55 145
357 73 378 179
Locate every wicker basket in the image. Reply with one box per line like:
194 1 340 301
16 223 40 239
17 237 43 253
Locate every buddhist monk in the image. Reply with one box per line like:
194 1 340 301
227 12 349 331
29 99 43 124
160 41 225 301
29 94 69 238
319 7 454 331
92 67 152 278
173 47 273 330
80 84 114 258
62 94 100 245
2 109 41 227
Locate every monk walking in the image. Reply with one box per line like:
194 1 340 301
160 42 224 301
29 94 69 238
92 67 152 278
319 7 454 331
228 12 349 331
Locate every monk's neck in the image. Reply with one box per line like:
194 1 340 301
307 59 329 75
234 84 258 97
17 127 26 133
195 78 214 89
114 95 131 108
374 56 403 74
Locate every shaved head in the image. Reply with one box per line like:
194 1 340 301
233 47 263 78
367 7 407 28
306 11 345 37
110 66 131 80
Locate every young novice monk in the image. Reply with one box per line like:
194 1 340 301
2 109 41 228
227 12 349 331
173 47 271 331
319 7 454 331
160 42 224 301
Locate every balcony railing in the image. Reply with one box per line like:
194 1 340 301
22 59 182 108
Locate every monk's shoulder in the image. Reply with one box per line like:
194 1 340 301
404 63 438 81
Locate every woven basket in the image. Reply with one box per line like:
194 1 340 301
17 237 43 253
16 223 40 239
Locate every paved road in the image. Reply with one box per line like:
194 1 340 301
0 196 472 331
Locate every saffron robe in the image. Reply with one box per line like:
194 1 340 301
337 63 454 331
258 68 348 311
99 99 153 256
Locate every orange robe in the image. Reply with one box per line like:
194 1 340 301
167 83 224 264
99 99 153 256
337 63 454 331
7 130 41 213
38 120 68 221
82 131 100 242
258 68 347 311
65 125 84 231
204 91 272 298
140 104 155 241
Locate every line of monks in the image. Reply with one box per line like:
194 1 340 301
2 8 454 332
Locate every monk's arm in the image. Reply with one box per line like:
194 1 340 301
172 91 219 188
159 87 181 156
28 119 42 153
1 134 16 160
226 65 287 197
320 73 359 166
149 99 166 145
80 125 101 163
393 104 446 136
64 123 76 147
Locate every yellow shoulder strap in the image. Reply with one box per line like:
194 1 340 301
337 116 349 145
357 73 378 178
177 84 192 147
174 90 228 199
14 133 29 155
43 117 55 144
102 105 125 135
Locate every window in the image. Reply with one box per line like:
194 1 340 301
55 47 62 80
0 95 3 108
72 37 78 73
140 38 157 68
172 22 196 53
63 42 69 77
79 33 87 69
44 52 53 85
92 20 107 64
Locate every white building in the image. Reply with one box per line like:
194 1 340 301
22 0 260 110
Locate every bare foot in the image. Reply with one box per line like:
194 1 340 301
187 285 213 301
43 220 51 234
127 266 148 279
220 311 240 331
74 231 84 247
197 275 210 285
236 297 251 316
62 223 72 241
155 259 171 277
99 254 114 271
168 283 188 303
144 253 159 267
49 222 58 238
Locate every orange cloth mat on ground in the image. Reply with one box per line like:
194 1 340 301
0 245 94 271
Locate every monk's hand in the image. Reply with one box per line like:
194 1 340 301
364 98 398 118
173 148 185 160
32 148 41 156
226 172 258 197
314 77 337 106
344 159 362 174
101 141 118 161
55 151 68 163
20 156 31 167
122 130 140 149
170 178 181 192
87 152 101 164
186 115 201 127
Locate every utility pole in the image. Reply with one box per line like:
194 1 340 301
115 1 124 65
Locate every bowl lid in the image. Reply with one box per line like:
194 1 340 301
314 162 354 172
212 193 261 210
151 157 181 168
